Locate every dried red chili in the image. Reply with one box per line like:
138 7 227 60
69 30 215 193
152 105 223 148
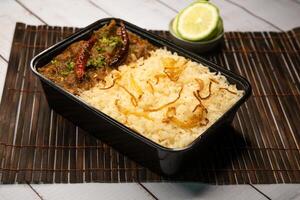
75 36 97 80
108 22 129 67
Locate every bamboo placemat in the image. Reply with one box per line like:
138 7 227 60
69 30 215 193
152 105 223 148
0 23 299 184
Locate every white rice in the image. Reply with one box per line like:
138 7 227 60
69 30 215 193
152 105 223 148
79 49 244 148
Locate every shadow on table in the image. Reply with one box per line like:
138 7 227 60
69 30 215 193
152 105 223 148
165 124 251 184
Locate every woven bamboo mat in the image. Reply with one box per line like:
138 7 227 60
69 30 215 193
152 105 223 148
0 23 299 184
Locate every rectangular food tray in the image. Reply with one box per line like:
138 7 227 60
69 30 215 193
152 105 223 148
31 18 251 175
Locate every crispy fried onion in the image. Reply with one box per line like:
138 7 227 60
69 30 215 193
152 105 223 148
197 81 212 100
162 105 208 129
118 84 138 107
163 57 188 82
146 80 154 94
164 90 210 128
219 87 238 95
143 85 183 112
98 74 120 90
115 99 153 120
193 90 208 114
130 73 143 98
210 78 219 84
195 78 204 91
154 74 167 84
195 77 220 100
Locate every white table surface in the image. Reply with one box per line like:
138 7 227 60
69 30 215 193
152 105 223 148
0 0 300 199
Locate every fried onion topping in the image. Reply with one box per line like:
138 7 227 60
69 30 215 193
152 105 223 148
163 57 188 82
99 75 120 90
115 99 153 120
144 85 183 112
219 87 238 95
118 84 138 107
198 81 212 100
162 104 208 129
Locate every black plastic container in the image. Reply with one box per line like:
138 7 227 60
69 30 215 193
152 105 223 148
31 18 251 175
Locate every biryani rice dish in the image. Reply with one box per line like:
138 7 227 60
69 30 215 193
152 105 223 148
79 48 244 148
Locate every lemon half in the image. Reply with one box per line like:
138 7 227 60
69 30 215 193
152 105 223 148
177 2 219 41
